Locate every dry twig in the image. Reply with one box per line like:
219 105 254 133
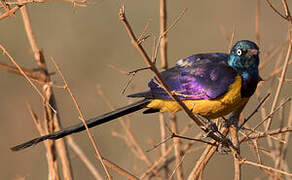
50 57 112 179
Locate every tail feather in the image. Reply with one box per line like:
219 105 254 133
11 99 150 151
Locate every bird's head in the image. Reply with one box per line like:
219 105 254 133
228 40 260 78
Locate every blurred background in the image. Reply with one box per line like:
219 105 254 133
0 0 291 179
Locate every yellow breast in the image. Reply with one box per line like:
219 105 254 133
146 75 249 119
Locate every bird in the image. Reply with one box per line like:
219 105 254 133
11 40 261 151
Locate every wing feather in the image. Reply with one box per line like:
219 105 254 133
128 53 237 100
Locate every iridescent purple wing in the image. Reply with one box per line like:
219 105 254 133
128 53 237 100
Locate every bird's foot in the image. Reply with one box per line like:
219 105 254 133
221 116 233 128
201 121 219 139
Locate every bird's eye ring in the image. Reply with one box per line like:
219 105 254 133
236 49 242 56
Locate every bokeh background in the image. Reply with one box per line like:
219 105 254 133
1 0 291 179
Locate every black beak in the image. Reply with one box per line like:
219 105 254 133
248 49 259 56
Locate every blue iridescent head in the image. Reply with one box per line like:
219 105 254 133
228 40 260 80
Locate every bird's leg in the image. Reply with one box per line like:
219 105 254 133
221 116 232 128
217 143 231 154
199 116 232 153
198 115 229 144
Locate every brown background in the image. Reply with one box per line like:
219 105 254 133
1 0 291 179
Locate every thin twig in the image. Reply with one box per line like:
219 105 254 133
96 86 162 178
280 101 292 180
140 145 174 179
107 64 128 75
240 126 292 143
142 125 202 179
256 0 261 46
19 5 73 179
229 106 246 180
265 60 292 80
282 0 292 23
219 24 230 46
172 134 215 146
137 20 151 44
251 97 291 133
242 159 292 177
153 8 188 63
239 93 270 129
159 0 169 177
242 127 287 144
103 157 139 180
259 40 287 70
265 39 292 131
67 137 103 180
50 57 112 180
187 126 230 180
0 4 24 21
264 0 287 20
168 154 185 180
26 103 60 180
159 0 167 69
0 60 47 82
159 113 169 177
0 44 46 102
170 113 184 180
228 25 236 52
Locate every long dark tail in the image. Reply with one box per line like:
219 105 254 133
11 99 150 151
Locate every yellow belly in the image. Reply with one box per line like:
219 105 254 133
146 75 249 119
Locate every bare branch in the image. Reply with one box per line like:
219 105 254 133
242 159 292 177
51 57 112 179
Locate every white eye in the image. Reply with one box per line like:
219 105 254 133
236 49 242 56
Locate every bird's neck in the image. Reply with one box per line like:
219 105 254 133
239 68 258 81
239 70 260 98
